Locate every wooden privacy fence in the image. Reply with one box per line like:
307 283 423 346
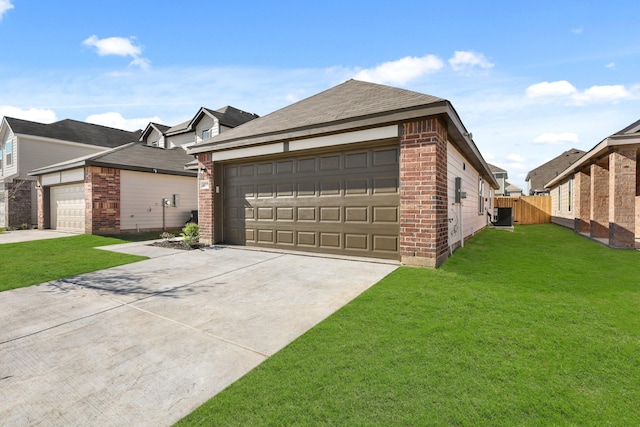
494 196 551 225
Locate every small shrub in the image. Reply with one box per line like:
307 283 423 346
20 223 28 230
181 222 200 245
160 231 175 241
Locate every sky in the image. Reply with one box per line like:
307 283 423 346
1 0 640 191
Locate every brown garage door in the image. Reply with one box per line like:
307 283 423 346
223 144 400 260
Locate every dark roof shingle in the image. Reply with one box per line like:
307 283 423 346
192 79 445 149
5 117 141 148
526 148 586 193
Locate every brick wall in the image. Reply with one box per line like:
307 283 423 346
573 170 591 233
6 179 33 227
608 148 636 247
197 153 215 245
399 117 449 268
590 161 609 238
86 166 120 234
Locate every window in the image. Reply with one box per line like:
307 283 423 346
557 186 562 211
567 179 573 212
151 140 158 147
478 177 485 214
202 129 210 141
5 140 12 166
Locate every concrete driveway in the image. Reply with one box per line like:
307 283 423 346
0 242 398 426
0 229 78 243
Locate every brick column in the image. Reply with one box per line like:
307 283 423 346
608 148 636 247
590 161 609 238
399 117 448 268
86 166 120 234
197 153 215 245
573 169 591 233
36 177 45 230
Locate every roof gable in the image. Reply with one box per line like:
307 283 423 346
191 79 446 149
526 148 586 191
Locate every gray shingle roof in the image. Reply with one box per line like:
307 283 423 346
487 163 507 174
526 148 586 193
29 143 197 177
191 79 446 150
613 118 640 136
5 117 141 148
208 106 259 128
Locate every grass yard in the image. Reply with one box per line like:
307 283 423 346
0 235 148 291
177 224 640 426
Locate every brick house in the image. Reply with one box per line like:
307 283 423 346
29 105 258 234
0 117 140 228
546 119 640 248
188 80 497 267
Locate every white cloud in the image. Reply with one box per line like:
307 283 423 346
507 153 525 163
526 80 577 98
354 55 444 85
606 62 616 69
571 26 584 34
0 0 13 20
571 85 632 105
83 35 150 70
0 105 57 122
533 132 579 145
449 51 494 72
85 112 161 131
526 80 636 105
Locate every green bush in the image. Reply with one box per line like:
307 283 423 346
181 222 200 245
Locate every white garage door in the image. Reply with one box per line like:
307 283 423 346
51 184 85 233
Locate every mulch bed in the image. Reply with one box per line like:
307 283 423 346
149 240 206 251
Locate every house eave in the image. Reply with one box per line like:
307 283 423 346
187 101 498 188
545 134 640 189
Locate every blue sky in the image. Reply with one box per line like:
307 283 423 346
1 0 640 191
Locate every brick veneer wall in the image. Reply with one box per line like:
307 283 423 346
6 179 33 227
590 162 609 238
197 153 215 245
573 170 591 233
86 166 120 234
608 148 636 247
399 117 449 268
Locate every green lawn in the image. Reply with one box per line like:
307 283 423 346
177 224 640 426
0 235 148 291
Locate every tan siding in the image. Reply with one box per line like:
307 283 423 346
195 116 216 144
447 142 488 245
18 137 105 180
549 177 574 221
166 132 195 149
120 171 197 230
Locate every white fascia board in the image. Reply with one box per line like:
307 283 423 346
289 125 398 152
210 125 398 162
212 142 285 162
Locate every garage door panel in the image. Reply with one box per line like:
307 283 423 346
50 184 85 233
223 144 399 260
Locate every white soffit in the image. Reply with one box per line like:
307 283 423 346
211 125 399 162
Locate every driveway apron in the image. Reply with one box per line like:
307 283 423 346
0 246 398 426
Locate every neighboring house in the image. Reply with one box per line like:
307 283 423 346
505 182 523 197
139 106 259 150
0 117 140 228
189 79 498 268
525 149 585 195
27 105 259 235
488 163 522 196
29 143 197 234
546 119 640 248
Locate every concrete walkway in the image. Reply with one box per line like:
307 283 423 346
0 229 78 244
0 243 398 426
